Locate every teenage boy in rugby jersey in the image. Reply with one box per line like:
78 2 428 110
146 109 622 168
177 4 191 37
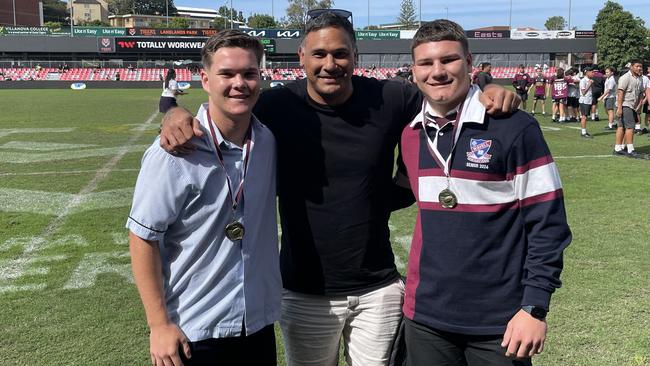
512 64 532 111
399 19 571 366
551 68 571 123
530 67 549 116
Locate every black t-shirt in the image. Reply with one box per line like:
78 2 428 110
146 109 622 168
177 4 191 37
253 76 422 295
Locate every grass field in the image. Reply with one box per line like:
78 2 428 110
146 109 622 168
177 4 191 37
0 87 649 366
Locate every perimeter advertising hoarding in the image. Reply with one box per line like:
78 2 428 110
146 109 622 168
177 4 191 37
242 29 302 39
355 30 400 40
112 37 276 54
115 37 206 53
0 26 51 35
511 30 575 39
466 30 510 39
74 27 126 37
97 37 116 53
574 30 596 38
125 28 220 37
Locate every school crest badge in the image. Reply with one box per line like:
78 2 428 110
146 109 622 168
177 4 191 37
467 138 493 164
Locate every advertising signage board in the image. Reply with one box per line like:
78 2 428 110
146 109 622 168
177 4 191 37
115 37 205 53
125 28 220 37
0 26 51 35
511 30 575 39
112 37 276 54
242 29 302 39
575 30 596 38
355 30 400 40
73 27 126 36
465 30 510 39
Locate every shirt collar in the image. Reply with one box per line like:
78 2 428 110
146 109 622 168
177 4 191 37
197 103 258 150
409 84 486 129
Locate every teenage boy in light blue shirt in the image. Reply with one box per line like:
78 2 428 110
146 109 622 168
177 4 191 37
126 30 280 366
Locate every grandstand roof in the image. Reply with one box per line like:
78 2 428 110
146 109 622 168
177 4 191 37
72 0 101 4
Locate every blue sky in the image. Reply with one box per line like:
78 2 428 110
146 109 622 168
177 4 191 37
173 0 649 30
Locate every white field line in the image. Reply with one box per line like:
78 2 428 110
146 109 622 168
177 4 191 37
554 155 615 159
0 111 157 284
0 168 139 177
0 141 97 151
0 128 75 138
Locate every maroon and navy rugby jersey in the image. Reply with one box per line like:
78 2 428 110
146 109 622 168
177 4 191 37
400 85 572 335
551 77 570 99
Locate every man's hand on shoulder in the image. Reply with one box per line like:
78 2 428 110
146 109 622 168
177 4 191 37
160 107 203 155
481 84 521 115
149 323 191 366
501 309 547 360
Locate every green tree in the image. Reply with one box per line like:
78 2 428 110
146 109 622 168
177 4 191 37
44 21 63 29
248 14 277 29
107 0 177 16
285 0 334 30
42 0 69 24
593 1 649 70
397 0 417 29
544 16 567 30
217 5 245 28
169 17 189 29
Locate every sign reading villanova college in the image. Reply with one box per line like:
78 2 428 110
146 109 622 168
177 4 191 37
0 26 51 35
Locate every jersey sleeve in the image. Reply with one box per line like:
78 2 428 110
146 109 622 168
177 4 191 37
126 143 192 242
507 123 572 309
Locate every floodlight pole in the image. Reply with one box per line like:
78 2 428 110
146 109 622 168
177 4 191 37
568 0 572 29
419 0 422 27
230 0 233 29
508 0 512 30
12 0 16 25
166 0 169 26
367 0 370 29
445 6 448 19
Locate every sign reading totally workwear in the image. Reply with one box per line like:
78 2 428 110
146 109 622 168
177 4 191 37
115 37 206 53
355 30 400 40
0 26 51 35
73 27 126 37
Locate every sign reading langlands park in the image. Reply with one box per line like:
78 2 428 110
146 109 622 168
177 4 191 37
115 37 205 53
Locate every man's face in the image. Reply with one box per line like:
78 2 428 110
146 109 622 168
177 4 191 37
485 65 491 73
630 63 643 77
412 40 472 109
536 69 543 76
299 26 356 105
586 70 593 78
519 67 525 74
200 47 261 120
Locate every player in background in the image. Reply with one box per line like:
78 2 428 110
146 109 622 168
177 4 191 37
551 68 570 123
598 66 617 130
566 69 580 122
513 65 532 111
531 67 549 116
578 67 594 138
590 66 605 121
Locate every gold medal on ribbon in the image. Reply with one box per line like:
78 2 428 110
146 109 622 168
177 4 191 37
438 188 458 209
225 221 245 241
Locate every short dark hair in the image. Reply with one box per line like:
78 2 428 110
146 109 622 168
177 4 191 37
303 11 356 48
629 59 643 67
411 19 468 56
480 62 491 70
556 67 565 78
605 66 616 74
201 30 264 69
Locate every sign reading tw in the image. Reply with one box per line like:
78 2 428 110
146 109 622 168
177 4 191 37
115 37 206 53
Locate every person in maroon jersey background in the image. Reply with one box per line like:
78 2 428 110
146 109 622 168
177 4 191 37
512 65 532 111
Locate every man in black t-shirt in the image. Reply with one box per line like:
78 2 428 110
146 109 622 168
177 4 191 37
475 62 493 91
159 12 518 365
590 67 605 121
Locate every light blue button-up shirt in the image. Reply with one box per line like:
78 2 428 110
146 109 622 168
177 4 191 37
126 103 281 341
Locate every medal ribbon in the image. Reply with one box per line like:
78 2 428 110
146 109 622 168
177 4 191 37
421 100 465 179
206 109 253 211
